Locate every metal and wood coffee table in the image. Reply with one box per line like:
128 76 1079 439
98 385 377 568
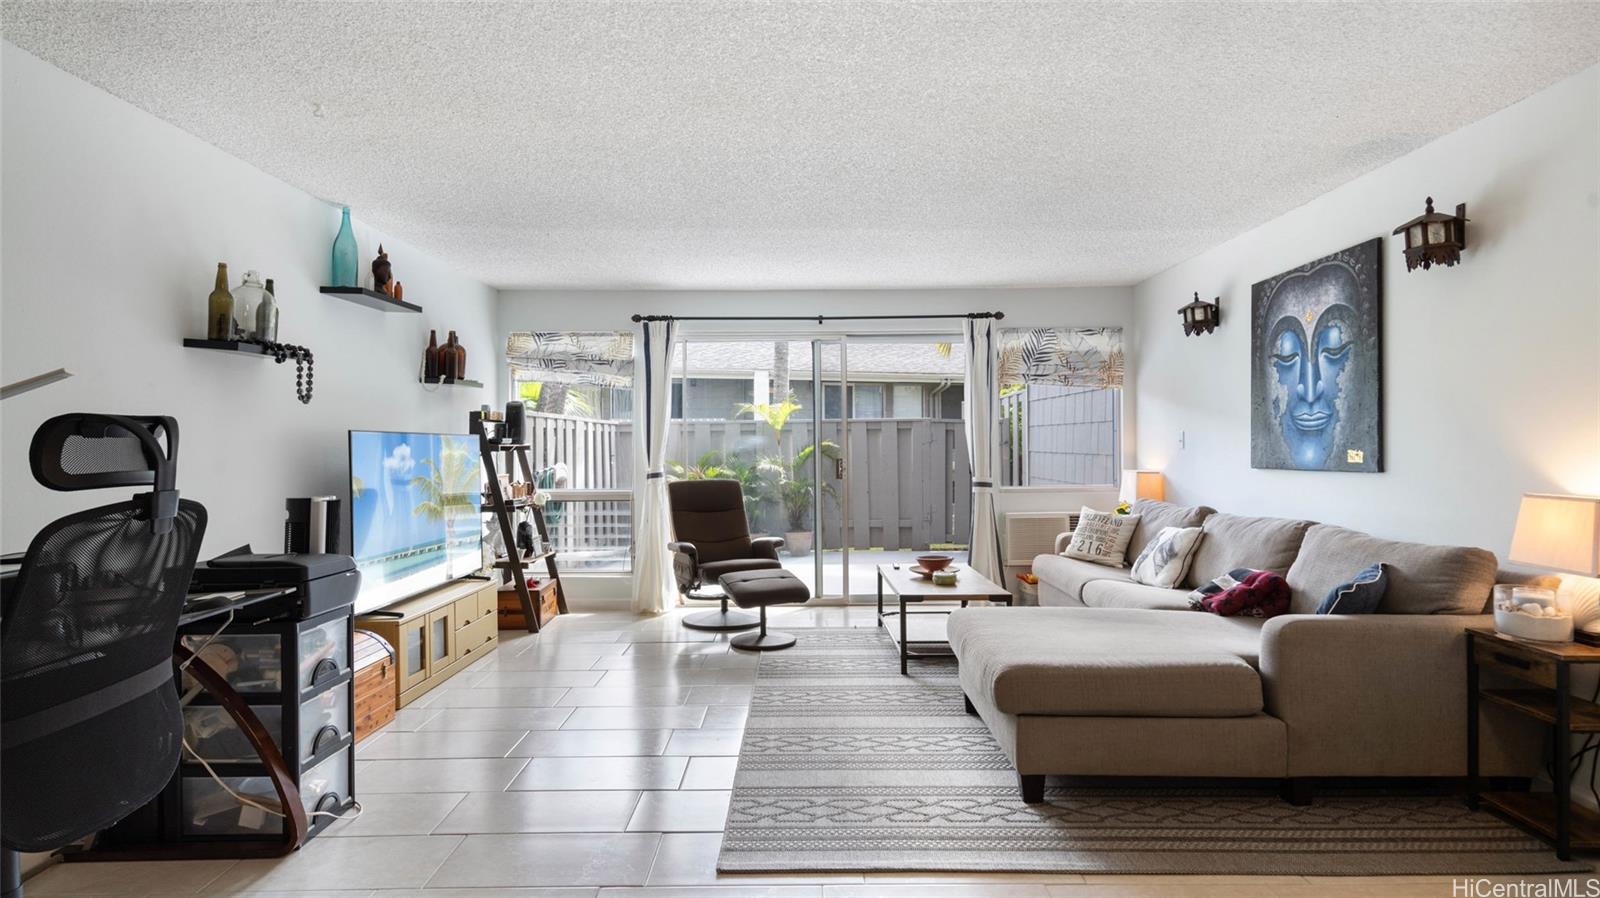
877 563 1012 674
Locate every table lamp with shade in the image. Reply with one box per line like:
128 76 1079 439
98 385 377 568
1508 493 1600 640
1119 470 1165 505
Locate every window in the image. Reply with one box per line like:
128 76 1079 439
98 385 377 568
892 384 924 418
999 385 1121 487
505 331 636 572
674 377 754 420
852 384 884 418
996 327 1124 488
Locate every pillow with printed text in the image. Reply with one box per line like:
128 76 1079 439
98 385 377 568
1061 507 1141 568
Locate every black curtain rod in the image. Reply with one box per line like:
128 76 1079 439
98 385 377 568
629 311 1004 323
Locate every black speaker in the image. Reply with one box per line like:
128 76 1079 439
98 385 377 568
285 496 342 554
505 401 527 444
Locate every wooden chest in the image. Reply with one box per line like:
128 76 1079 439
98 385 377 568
499 580 561 630
352 629 396 741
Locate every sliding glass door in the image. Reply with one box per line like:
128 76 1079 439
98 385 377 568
826 336 970 599
668 333 968 602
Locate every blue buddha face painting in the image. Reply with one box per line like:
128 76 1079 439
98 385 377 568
1250 239 1382 472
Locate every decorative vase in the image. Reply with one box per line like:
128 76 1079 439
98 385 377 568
206 262 234 340
331 206 358 287
423 330 440 381
232 270 267 341
257 277 279 343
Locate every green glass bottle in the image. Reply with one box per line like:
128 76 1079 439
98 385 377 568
257 277 279 343
207 262 234 340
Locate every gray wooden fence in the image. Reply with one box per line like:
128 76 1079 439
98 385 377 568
525 412 971 553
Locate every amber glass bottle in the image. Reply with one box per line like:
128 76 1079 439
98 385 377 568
207 263 234 340
423 330 440 381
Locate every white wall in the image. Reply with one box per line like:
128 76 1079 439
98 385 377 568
499 287 1133 601
1131 65 1600 555
1 43 499 558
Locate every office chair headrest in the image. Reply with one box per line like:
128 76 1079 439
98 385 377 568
29 413 181 533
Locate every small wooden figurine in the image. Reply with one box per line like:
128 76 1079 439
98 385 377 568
371 244 404 299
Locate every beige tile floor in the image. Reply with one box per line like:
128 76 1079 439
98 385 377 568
20 605 1597 898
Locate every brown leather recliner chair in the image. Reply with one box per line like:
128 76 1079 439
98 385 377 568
667 479 784 631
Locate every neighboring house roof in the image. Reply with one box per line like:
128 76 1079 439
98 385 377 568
679 340 963 381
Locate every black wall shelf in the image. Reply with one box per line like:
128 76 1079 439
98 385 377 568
320 286 422 314
421 377 484 388
183 338 269 356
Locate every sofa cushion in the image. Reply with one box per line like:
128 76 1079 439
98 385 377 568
1126 499 1216 563
1184 513 1315 589
1081 578 1193 611
1032 554 1132 605
1285 524 1498 615
948 607 1266 717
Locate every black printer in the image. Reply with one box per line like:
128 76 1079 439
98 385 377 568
190 552 360 619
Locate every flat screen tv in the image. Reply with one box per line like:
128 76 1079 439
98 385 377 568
348 430 482 614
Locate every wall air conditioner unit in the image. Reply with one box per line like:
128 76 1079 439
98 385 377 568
1003 512 1078 567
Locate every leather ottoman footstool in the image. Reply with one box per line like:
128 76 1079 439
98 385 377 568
718 569 810 651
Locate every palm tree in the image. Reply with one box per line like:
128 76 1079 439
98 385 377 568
410 436 483 576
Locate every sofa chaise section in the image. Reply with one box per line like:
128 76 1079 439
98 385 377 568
958 512 1547 804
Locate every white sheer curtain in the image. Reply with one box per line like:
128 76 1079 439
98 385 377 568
963 318 1003 585
630 319 677 614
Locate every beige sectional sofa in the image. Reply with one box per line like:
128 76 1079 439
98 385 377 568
947 499 1548 804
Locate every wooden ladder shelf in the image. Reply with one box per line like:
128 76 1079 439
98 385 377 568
470 410 568 632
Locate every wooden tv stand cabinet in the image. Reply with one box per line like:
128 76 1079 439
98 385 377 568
357 578 499 708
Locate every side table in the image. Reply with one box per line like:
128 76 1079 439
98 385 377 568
1467 627 1600 860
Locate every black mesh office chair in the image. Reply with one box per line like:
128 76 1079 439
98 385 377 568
1 414 205 898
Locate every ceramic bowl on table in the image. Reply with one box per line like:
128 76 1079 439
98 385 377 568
916 554 954 572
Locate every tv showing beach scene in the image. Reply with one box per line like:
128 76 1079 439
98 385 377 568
349 430 482 613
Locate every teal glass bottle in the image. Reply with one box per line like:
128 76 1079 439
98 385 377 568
331 206 358 287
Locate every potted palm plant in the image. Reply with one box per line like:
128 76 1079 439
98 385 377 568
780 476 815 555
777 441 840 556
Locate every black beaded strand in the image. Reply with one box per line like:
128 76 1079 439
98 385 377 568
251 340 315 404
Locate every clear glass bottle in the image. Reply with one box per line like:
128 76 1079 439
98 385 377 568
331 206 358 287
257 277 280 343
206 262 234 340
232 270 267 341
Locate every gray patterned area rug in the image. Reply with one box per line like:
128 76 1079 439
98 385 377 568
718 626 1588 875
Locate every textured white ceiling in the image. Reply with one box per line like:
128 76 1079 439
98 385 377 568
5 1 1598 290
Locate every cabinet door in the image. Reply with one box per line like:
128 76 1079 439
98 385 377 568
425 606 458 674
396 618 428 694
477 584 498 621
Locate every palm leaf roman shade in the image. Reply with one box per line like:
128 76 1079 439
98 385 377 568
506 331 634 386
997 327 1123 390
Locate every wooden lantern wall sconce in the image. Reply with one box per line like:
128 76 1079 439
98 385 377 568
1393 197 1468 271
1179 292 1220 336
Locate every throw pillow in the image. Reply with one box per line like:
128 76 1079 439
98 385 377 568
1129 526 1204 589
1061 506 1141 568
1315 562 1390 614
1188 568 1290 618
